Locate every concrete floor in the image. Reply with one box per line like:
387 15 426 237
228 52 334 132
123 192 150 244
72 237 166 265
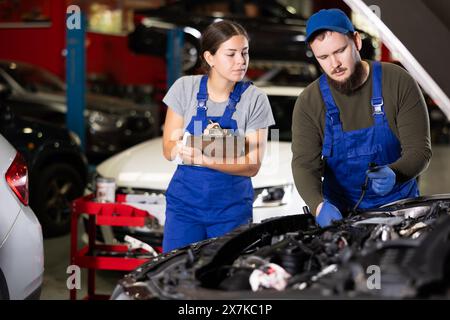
40 144 450 300
41 226 124 300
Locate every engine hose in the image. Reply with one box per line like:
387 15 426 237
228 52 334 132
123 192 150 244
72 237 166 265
352 175 370 212
352 162 378 212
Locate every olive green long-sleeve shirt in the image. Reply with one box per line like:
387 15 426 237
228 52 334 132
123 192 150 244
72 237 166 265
291 61 432 214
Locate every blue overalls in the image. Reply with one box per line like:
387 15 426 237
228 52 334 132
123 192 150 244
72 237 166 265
320 61 418 214
163 75 254 252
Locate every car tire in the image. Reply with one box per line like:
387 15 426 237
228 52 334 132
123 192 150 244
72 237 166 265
182 36 200 73
30 163 84 238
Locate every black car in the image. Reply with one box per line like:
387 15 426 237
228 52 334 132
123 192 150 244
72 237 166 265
0 60 159 163
111 194 450 300
0 83 88 237
129 0 376 76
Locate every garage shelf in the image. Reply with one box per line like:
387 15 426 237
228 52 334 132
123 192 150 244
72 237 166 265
69 194 161 300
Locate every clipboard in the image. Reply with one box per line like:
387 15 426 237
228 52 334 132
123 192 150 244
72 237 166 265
186 134 246 160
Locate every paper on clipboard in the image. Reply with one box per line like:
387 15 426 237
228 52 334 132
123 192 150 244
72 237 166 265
172 131 190 165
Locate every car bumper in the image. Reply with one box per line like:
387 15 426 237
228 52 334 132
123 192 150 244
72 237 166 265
114 184 306 227
25 285 42 300
0 205 44 300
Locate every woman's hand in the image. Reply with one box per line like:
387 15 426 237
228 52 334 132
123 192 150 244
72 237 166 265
201 128 268 177
162 108 185 161
180 145 204 165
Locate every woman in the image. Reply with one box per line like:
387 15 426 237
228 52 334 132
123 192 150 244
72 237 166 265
162 20 275 253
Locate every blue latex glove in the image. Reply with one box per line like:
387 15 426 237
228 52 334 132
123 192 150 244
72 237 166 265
315 200 343 228
367 165 396 196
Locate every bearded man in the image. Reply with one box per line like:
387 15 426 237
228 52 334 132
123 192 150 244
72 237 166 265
291 9 431 227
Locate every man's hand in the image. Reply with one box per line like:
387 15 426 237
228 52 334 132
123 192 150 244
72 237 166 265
315 200 343 228
367 165 396 196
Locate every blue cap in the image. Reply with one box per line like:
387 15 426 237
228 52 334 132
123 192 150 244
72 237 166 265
306 9 355 43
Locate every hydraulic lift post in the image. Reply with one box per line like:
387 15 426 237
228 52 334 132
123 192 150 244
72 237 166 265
66 9 86 150
166 28 184 88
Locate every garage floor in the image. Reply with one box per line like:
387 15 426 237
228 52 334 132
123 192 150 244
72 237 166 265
40 144 450 300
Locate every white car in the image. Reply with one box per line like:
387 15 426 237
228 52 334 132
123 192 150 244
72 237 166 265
0 134 44 300
96 84 307 225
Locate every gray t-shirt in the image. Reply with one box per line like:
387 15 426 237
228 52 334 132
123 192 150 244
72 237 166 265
163 75 275 135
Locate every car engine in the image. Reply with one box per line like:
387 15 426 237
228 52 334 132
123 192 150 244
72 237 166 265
112 195 450 300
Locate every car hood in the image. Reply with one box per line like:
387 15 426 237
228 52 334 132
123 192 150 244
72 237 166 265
15 91 150 115
85 93 150 114
96 137 294 190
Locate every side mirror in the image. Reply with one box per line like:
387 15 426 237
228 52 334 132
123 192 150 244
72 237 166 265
0 83 12 100
0 84 14 123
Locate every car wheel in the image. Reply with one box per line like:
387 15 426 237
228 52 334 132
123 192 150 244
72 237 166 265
182 36 200 73
30 163 84 238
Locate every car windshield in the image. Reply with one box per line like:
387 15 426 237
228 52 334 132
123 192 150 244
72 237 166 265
268 93 296 142
251 0 303 19
260 70 308 142
166 0 300 19
2 63 65 94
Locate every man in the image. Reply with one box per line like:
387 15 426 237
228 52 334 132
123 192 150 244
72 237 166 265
291 9 431 227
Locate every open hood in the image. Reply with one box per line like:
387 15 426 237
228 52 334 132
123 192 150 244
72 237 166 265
344 0 450 119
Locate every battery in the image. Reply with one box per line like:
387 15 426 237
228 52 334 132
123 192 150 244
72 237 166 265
96 177 116 203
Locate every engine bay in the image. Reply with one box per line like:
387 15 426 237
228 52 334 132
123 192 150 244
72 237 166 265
112 195 450 300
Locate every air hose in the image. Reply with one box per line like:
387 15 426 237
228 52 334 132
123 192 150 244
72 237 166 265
352 162 378 212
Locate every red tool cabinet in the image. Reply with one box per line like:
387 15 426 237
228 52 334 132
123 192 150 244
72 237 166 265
69 194 161 300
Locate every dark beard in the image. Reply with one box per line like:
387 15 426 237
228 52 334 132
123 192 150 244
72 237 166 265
327 61 367 95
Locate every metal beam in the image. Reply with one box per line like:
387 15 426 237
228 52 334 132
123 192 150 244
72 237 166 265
344 0 450 120
166 28 184 88
66 9 86 149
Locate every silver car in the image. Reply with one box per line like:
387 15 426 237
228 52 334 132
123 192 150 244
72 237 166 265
0 134 44 299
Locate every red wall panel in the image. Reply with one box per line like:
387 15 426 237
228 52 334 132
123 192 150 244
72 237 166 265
0 0 166 87
0 0 65 77
86 32 166 85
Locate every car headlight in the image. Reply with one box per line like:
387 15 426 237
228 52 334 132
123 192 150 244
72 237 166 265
87 110 125 132
122 192 166 205
68 131 81 147
253 184 293 208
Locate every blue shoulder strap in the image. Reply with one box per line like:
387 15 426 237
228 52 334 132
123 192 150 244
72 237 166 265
219 81 251 128
371 61 385 130
228 81 251 108
195 75 251 111
194 75 209 121
194 75 251 129
371 61 384 114
196 75 208 106
319 74 341 157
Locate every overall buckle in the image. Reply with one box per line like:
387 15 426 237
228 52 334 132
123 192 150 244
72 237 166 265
371 98 384 115
197 100 208 110
328 111 340 124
